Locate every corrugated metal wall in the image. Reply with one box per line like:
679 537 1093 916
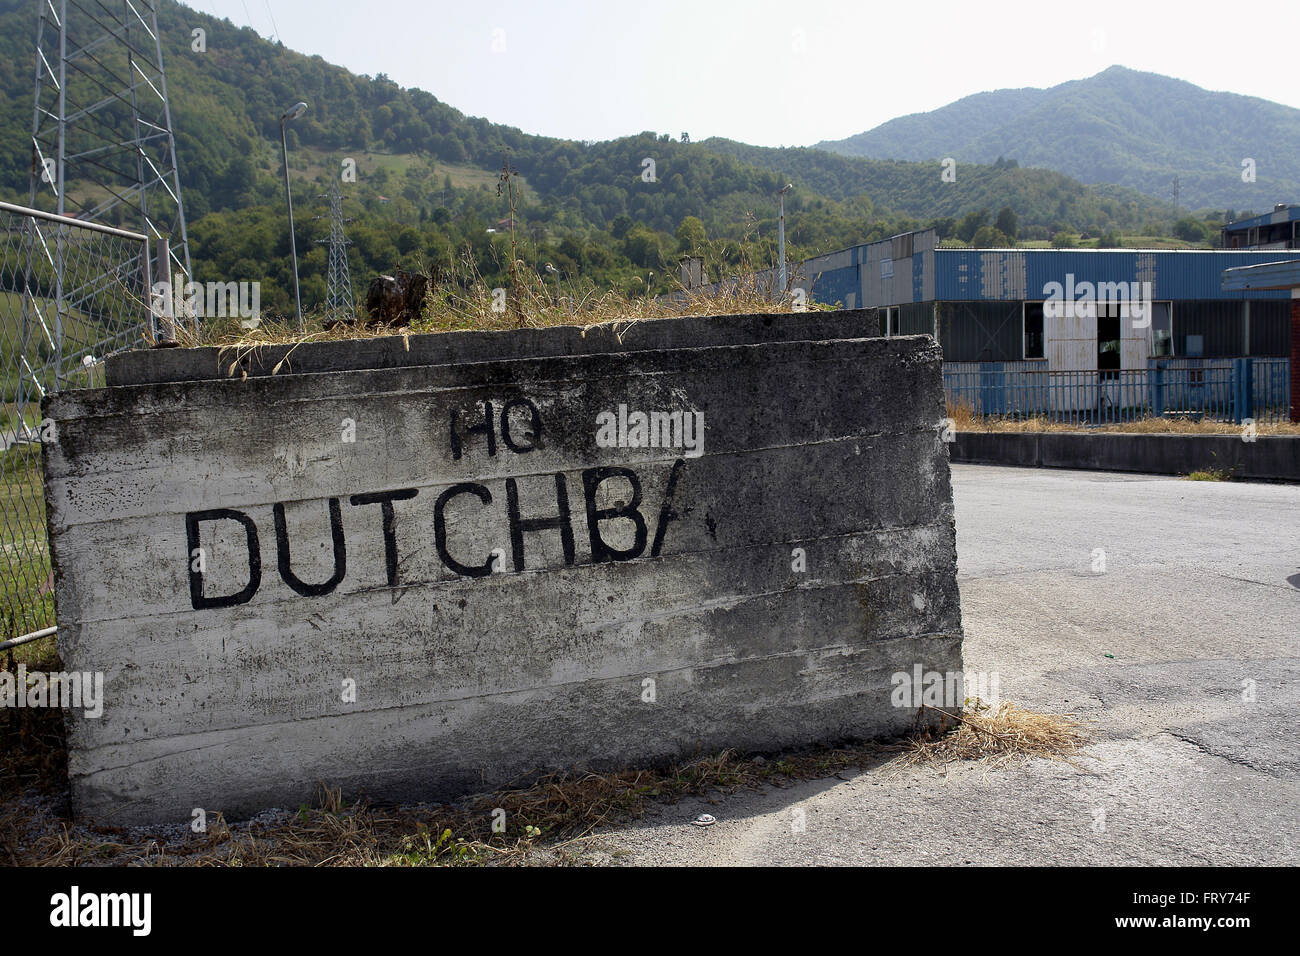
1175 301 1249 357
802 235 1300 311
797 236 1297 365
938 302 1023 361
1248 301 1290 356
802 263 859 308
899 302 933 336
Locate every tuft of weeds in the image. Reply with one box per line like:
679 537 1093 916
902 700 1088 768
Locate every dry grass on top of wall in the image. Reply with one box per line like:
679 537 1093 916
154 257 816 354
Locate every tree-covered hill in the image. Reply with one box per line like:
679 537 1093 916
818 66 1300 211
0 2 1243 316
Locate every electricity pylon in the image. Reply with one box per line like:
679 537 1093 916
27 0 192 306
316 181 355 324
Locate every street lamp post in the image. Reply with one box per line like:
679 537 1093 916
279 101 308 330
777 183 793 299
545 261 560 305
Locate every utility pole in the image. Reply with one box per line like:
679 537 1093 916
777 183 793 298
280 101 308 330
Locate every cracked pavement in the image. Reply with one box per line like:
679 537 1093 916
578 464 1300 865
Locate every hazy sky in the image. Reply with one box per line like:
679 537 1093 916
185 0 1300 146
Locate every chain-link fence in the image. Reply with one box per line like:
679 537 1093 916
0 200 152 644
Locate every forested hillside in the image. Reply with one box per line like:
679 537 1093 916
0 2 1243 316
818 66 1300 211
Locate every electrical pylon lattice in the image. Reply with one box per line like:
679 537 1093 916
28 0 192 302
317 180 355 324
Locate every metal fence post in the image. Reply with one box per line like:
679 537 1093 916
1152 362 1165 418
144 234 155 342
1232 357 1253 425
155 237 176 343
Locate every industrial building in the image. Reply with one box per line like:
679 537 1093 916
1222 204 1300 250
790 229 1297 419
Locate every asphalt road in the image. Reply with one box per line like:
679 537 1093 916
581 464 1300 866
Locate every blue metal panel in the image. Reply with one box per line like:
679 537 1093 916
933 249 1296 301
807 264 859 308
1221 258 1300 291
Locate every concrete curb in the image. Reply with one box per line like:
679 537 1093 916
950 430 1300 481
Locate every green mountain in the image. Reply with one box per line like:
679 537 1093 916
817 66 1300 212
0 3 1209 316
695 138 1164 239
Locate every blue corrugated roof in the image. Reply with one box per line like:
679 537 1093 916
933 249 1296 302
1224 205 1300 232
801 246 1300 307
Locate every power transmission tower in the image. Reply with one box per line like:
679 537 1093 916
316 181 355 324
27 0 192 319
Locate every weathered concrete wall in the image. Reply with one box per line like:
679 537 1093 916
951 430 1300 480
46 313 961 824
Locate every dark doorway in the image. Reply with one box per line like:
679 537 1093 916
1098 312 1121 380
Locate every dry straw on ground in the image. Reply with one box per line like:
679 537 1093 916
3 641 1089 867
902 700 1089 768
948 400 1300 436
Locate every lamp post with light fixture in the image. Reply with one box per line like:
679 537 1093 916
280 100 308 329
777 183 793 299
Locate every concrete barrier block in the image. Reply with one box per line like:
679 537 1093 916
949 432 1041 467
951 430 1299 481
45 318 962 824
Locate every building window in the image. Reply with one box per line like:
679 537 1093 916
882 306 900 336
1098 308 1121 380
1023 302 1045 359
1150 302 1173 356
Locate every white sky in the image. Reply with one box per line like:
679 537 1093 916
185 0 1300 147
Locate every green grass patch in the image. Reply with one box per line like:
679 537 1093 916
0 442 54 641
